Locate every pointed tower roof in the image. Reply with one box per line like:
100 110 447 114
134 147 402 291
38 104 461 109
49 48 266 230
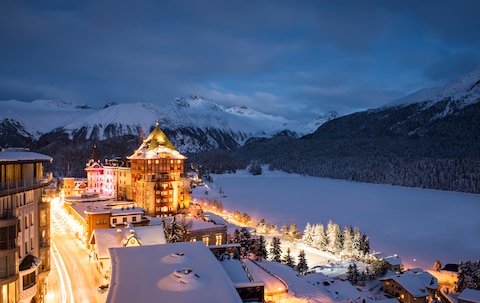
90 144 99 162
128 121 186 160
86 144 103 168
144 121 176 151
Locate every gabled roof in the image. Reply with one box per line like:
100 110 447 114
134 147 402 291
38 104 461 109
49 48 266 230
128 121 186 160
382 270 437 298
90 225 166 259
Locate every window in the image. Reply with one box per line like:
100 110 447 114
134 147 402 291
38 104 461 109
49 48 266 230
215 234 222 245
113 218 117 224
122 217 127 223
202 236 209 246
132 216 137 222
23 272 36 290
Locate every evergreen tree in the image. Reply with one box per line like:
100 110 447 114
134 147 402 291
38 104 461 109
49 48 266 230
346 263 360 285
232 228 241 244
296 250 309 275
239 227 252 257
302 222 313 245
352 227 362 257
167 216 181 243
342 225 354 257
282 247 296 269
256 219 267 234
281 223 289 239
360 233 370 256
269 236 282 262
327 220 341 254
456 261 466 292
370 258 389 277
253 235 267 261
288 222 301 241
249 161 262 175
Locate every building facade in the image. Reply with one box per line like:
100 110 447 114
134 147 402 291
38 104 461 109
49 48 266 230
82 122 191 217
0 148 53 303
127 122 191 216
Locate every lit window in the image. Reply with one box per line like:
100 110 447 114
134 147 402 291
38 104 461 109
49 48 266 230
215 234 222 245
202 236 209 246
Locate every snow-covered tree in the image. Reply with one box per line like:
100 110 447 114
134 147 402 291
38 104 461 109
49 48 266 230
288 222 301 242
166 216 181 243
327 220 341 254
342 225 354 257
302 222 314 245
256 218 267 234
253 235 267 261
269 237 282 262
360 233 370 256
346 263 360 285
239 227 252 257
296 250 309 275
282 247 295 269
312 223 328 251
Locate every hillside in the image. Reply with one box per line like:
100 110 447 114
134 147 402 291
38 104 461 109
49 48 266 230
224 68 480 193
1 96 331 177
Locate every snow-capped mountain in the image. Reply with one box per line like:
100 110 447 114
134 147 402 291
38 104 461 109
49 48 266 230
230 66 480 194
392 65 480 107
0 95 329 153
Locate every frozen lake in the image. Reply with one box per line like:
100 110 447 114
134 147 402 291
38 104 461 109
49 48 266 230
192 168 480 270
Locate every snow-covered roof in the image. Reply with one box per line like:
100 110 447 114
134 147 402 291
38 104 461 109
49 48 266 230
0 149 52 163
90 225 166 259
372 252 402 266
69 201 144 220
381 269 437 297
459 288 480 303
106 242 243 303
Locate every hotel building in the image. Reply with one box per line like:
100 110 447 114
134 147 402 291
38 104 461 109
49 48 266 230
0 148 53 303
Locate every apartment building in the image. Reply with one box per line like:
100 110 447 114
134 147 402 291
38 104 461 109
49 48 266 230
0 148 53 303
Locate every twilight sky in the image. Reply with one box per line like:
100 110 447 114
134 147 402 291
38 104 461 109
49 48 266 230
1 0 479 121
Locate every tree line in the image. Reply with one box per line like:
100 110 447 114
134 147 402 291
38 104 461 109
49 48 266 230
455 259 480 293
302 221 370 261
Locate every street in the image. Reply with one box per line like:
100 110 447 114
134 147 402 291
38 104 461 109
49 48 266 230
47 205 107 303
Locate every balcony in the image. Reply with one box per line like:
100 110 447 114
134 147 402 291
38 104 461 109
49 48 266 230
0 173 52 197
0 209 15 220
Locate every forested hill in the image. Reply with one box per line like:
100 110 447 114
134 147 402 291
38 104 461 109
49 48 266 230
193 82 480 194
234 98 480 193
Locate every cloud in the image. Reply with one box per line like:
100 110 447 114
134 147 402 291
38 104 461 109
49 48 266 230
1 0 479 121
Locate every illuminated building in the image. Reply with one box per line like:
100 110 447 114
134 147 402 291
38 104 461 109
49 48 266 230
82 122 191 217
381 269 438 303
85 145 104 194
127 121 191 216
0 148 53 303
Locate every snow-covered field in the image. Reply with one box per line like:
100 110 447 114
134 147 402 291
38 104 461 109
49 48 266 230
192 167 480 270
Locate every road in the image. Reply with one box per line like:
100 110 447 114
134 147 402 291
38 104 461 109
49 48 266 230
47 206 107 303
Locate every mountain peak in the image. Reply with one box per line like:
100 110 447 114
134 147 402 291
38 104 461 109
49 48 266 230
393 67 480 106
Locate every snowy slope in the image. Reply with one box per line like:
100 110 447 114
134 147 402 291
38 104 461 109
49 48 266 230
0 99 95 137
1 96 323 144
393 65 480 106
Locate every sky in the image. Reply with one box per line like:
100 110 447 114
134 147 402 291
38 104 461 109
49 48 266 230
1 0 480 121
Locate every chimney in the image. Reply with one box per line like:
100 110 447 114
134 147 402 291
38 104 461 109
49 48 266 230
117 229 122 241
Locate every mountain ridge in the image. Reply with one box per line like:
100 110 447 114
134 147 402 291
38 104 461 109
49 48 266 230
1 66 479 193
